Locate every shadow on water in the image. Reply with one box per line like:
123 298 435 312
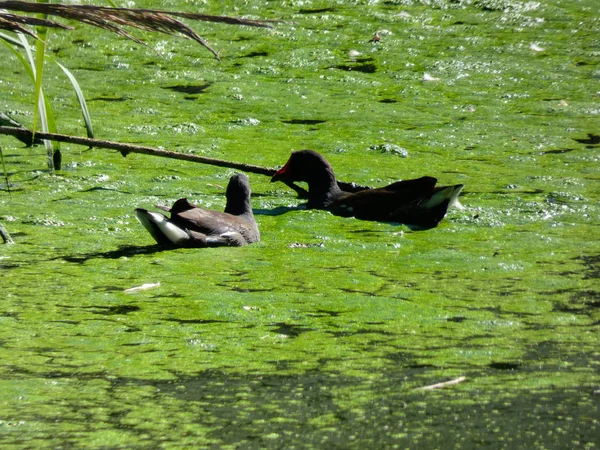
328 58 378 73
489 361 521 370
578 254 600 279
253 206 304 216
306 309 343 318
78 186 133 195
269 322 313 337
59 244 165 264
573 133 599 147
224 285 276 293
551 289 600 315
531 148 575 155
241 51 269 58
281 119 327 125
329 327 395 338
89 96 130 102
162 83 212 95
297 7 336 13
3 363 597 449
91 305 141 315
165 318 229 325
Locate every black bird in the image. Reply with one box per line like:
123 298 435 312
135 173 260 248
271 150 463 230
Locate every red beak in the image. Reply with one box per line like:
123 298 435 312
271 161 290 182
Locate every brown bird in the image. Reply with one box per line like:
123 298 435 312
271 150 463 230
135 173 260 248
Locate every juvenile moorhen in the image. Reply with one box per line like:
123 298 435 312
271 150 464 230
135 173 260 248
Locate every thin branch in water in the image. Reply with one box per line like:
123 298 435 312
415 376 467 391
0 112 42 145
0 222 15 244
0 125 276 174
0 126 371 194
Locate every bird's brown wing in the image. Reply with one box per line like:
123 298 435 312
173 207 259 244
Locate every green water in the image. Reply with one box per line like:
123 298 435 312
1 0 598 448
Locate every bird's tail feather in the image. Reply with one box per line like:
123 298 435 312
420 184 464 209
134 209 189 247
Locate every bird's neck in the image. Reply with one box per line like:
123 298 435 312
224 198 253 216
307 168 343 207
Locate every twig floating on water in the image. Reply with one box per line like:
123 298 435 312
124 282 161 293
415 376 466 391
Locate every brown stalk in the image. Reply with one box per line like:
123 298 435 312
0 126 370 195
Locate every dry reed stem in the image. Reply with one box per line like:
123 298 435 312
0 1 276 59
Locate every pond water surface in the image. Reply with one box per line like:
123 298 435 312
1 0 598 448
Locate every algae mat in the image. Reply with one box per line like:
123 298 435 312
0 0 598 448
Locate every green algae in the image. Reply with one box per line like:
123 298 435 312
1 0 599 447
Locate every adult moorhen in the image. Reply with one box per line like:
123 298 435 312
135 173 260 248
271 150 464 230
